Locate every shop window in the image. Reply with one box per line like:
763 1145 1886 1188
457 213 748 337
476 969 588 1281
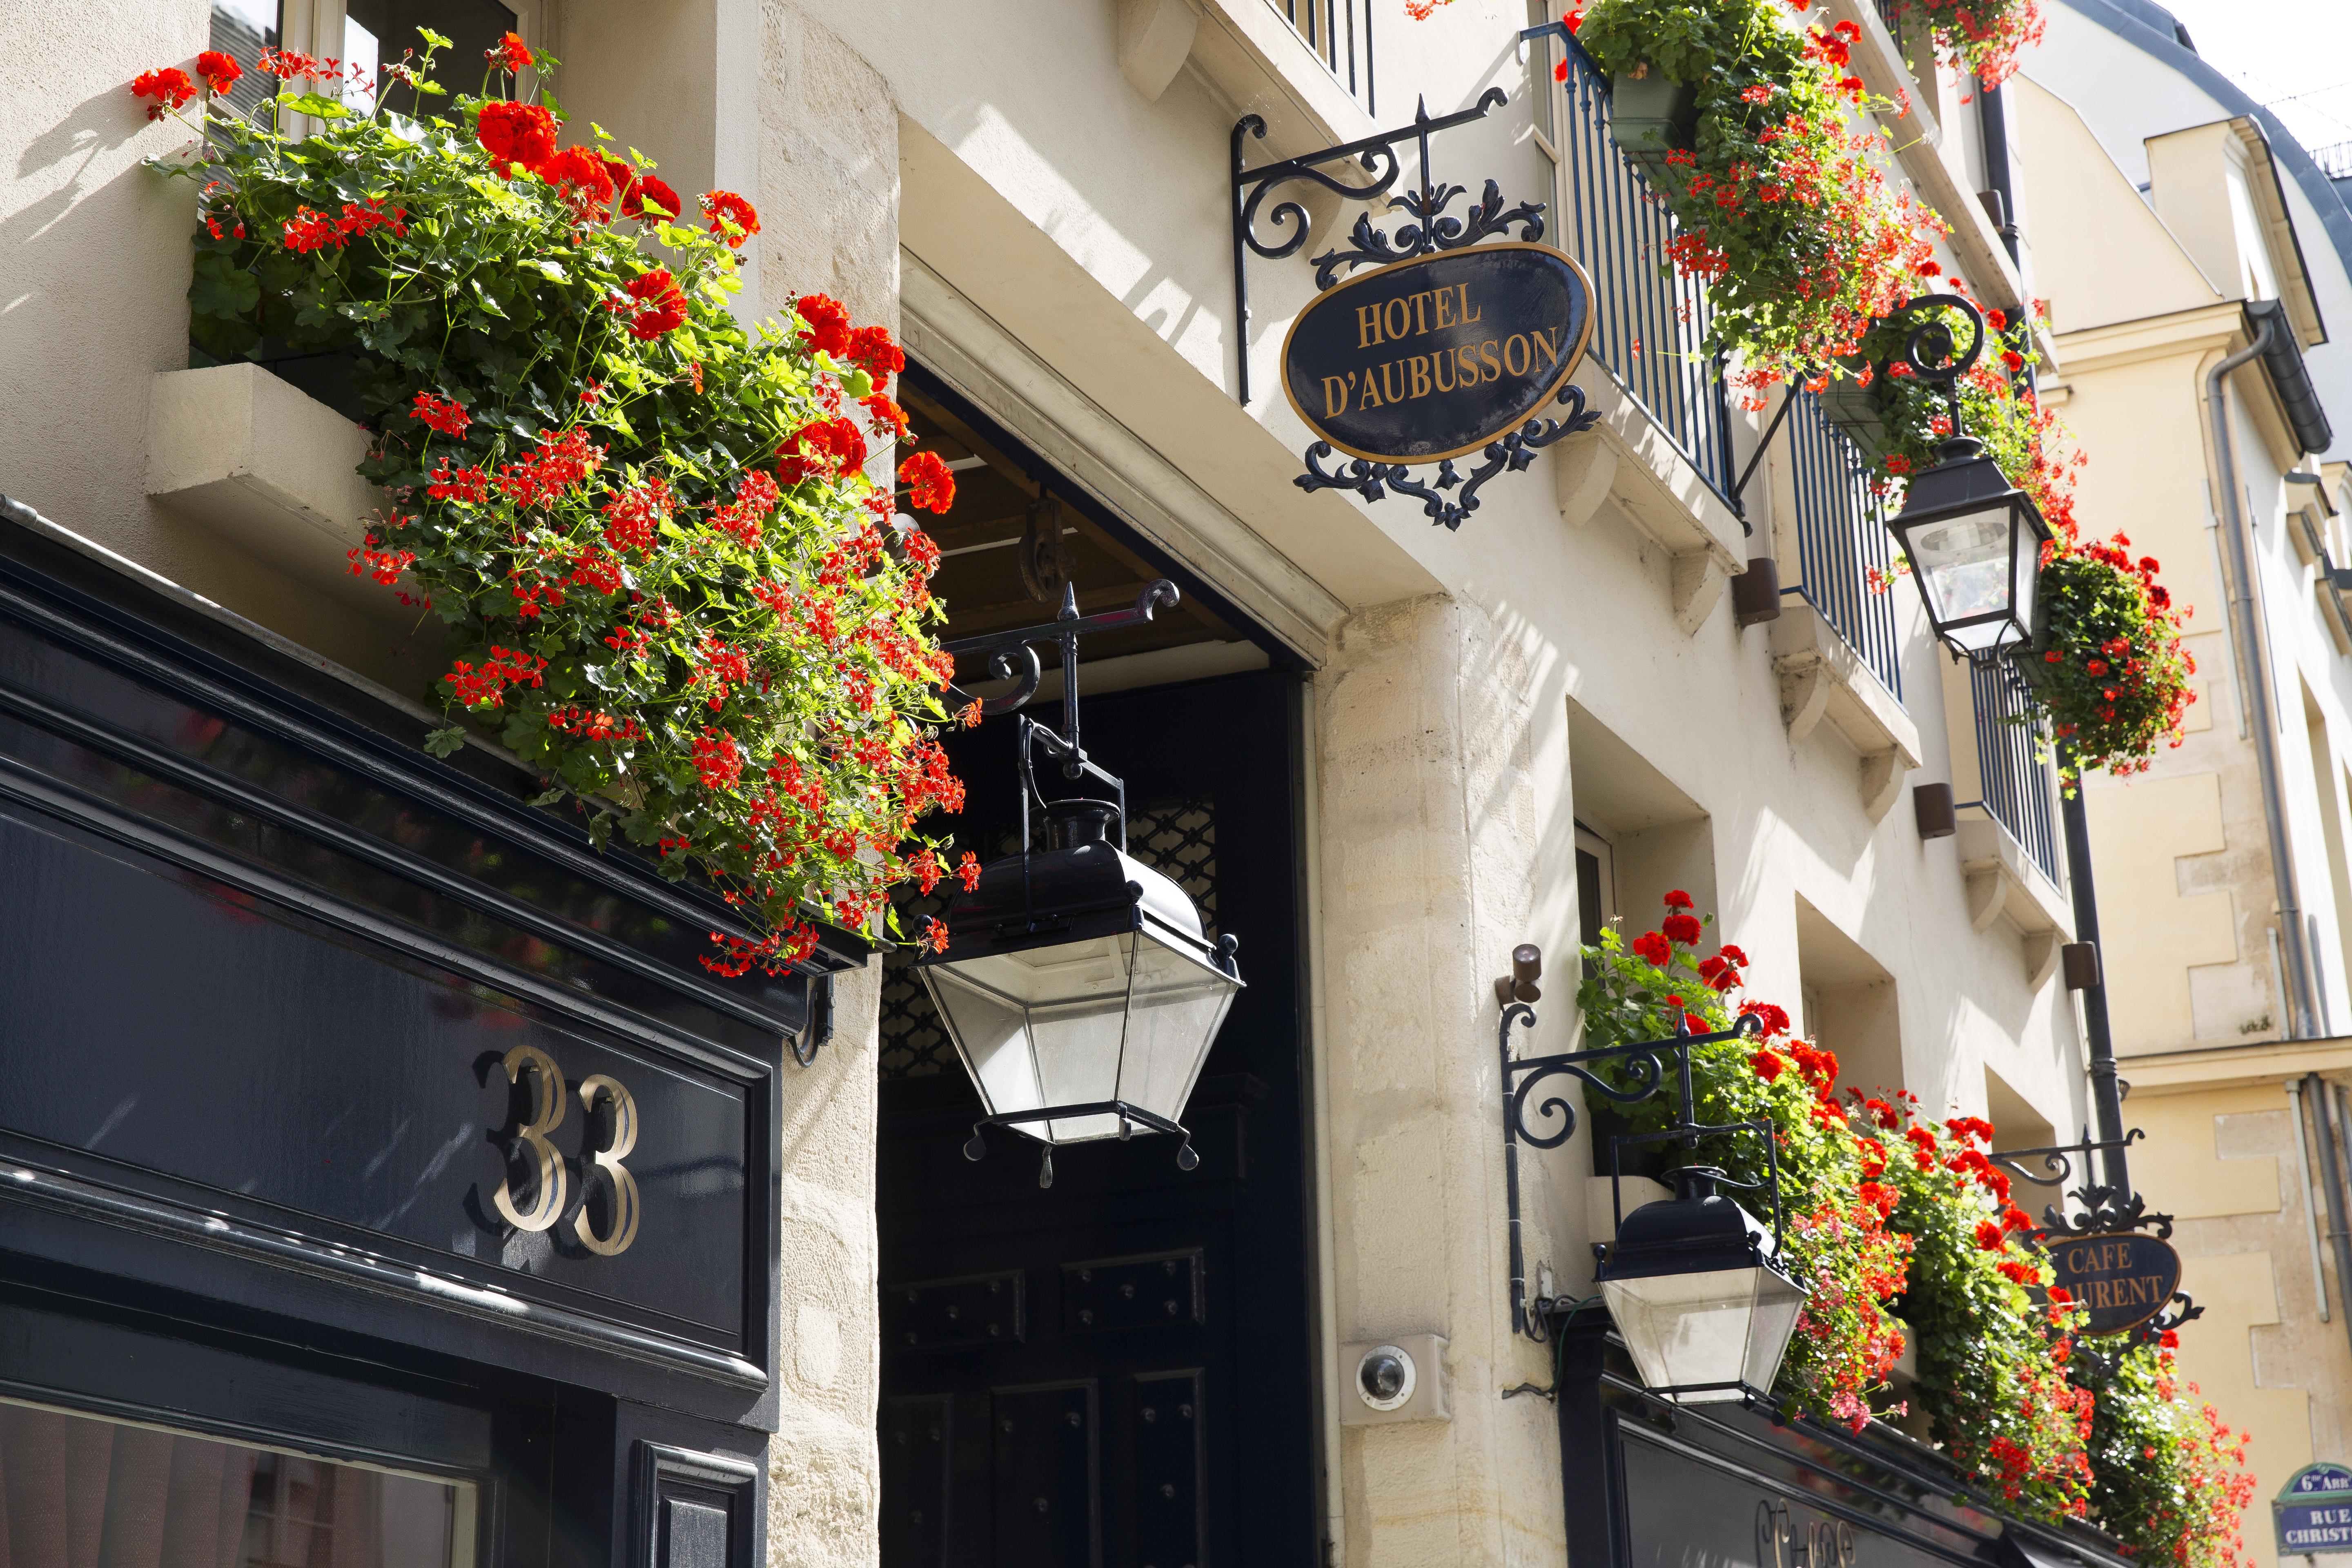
0 1396 474 1568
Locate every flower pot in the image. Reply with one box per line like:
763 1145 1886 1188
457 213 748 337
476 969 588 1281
1816 357 1893 460
1609 70 1696 186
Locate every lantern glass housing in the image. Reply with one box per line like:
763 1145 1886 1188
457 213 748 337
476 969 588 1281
1594 1167 1808 1403
915 800 1242 1147
1886 435 2051 661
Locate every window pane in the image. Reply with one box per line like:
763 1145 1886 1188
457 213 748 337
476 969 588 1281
0 1398 473 1568
1525 0 1556 151
345 0 520 100
208 1 281 120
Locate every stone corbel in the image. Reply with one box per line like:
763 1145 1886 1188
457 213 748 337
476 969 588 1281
1966 868 2007 933
1118 0 1200 100
1554 437 1618 528
1671 553 1728 637
1858 749 1906 823
1766 604 1922 815
2022 930 2065 989
1779 657 1832 743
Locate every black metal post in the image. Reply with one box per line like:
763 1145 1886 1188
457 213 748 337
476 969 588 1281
1552 1316 1620 1568
2057 746 2130 1197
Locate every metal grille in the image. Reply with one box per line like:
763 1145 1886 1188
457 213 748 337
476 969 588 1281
1786 392 1904 701
1874 0 1907 54
1267 0 1374 110
878 797 1220 1080
1553 40 1740 509
1964 662 2062 884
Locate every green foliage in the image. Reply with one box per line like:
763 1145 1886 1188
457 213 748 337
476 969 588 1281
149 34 958 973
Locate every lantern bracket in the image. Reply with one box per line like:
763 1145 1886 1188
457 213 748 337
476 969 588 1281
1498 1004 1783 1339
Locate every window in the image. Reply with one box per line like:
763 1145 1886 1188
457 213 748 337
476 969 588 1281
1524 0 1558 160
0 1396 474 1568
209 0 527 117
1575 821 1617 971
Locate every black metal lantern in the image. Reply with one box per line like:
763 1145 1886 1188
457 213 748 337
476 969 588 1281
915 581 1242 1188
1888 433 2051 664
1592 1165 1808 1403
1499 1008 1804 1402
1876 294 2052 666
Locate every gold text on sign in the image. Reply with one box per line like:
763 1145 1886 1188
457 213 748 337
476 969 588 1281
1319 323 1567 418
491 1044 644 1255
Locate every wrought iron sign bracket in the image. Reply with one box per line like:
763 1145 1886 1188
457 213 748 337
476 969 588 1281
1993 1127 2204 1363
1232 92 1599 531
1499 1003 1775 1339
1231 90 1517 407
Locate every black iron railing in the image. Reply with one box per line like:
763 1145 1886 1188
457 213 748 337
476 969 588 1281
1965 661 2062 883
1553 40 1740 508
1269 0 1374 110
1784 392 1903 699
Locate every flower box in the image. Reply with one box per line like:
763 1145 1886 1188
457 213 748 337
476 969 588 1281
1608 70 1695 185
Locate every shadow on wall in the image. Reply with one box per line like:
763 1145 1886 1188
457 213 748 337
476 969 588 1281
1797 894 1902 1100
1568 697 1717 935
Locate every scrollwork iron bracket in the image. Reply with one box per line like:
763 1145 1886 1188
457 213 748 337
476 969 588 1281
1230 90 1523 405
1500 1006 1771 1339
1296 384 1601 530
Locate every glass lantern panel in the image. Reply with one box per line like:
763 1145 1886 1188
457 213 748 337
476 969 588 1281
1741 1268 1809 1393
921 960 1049 1115
1112 931 1243 1125
1906 502 2016 629
1024 935 1144 1142
1601 1267 1777 1403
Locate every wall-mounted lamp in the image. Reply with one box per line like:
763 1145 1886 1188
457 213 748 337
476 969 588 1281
1913 782 1957 840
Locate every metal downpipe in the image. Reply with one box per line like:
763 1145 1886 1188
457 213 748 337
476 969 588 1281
2306 1076 2352 1367
2209 311 2321 1038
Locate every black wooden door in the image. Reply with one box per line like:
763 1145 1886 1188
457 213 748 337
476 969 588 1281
875 671 1315 1568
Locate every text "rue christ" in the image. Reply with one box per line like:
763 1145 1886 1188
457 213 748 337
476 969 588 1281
1321 285 1566 417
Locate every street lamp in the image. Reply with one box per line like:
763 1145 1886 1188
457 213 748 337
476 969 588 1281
1878 294 2052 666
1592 1165 1808 1403
915 581 1243 1189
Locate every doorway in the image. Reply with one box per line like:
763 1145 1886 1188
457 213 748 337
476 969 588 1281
875 373 1319 1566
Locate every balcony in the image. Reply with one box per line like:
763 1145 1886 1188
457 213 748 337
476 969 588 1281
1944 658 2073 984
1547 40 1749 634
1767 391 1919 817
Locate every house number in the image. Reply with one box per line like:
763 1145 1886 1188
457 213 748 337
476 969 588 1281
491 1044 641 1256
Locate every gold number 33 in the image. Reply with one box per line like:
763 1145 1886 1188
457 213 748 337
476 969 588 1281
491 1044 641 1256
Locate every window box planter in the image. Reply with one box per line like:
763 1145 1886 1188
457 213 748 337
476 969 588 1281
1608 70 1695 184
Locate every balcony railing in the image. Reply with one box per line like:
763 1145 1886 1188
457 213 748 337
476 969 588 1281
1268 0 1374 110
1553 41 1740 508
1964 662 2062 884
1784 391 1903 699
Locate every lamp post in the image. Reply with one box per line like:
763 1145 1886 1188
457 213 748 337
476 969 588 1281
914 581 1243 1189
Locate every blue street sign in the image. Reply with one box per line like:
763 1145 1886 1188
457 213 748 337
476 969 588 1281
2276 1464 2352 1555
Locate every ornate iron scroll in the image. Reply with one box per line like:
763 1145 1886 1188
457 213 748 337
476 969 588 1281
1296 383 1600 530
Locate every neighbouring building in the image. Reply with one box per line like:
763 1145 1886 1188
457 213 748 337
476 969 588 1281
2021 3 2352 1562
0 1 2196 1566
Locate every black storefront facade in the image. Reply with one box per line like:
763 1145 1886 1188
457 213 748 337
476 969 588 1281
0 500 861 1568
1549 1323 2137 1568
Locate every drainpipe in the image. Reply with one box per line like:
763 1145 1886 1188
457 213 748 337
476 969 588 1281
2287 1077 2332 1321
2210 309 2321 1038
2310 1076 2352 1366
1976 80 2022 264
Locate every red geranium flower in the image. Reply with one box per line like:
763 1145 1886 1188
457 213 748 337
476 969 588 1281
846 324 906 389
796 293 853 357
537 145 615 220
410 391 470 438
1662 913 1702 946
131 67 197 119
898 451 956 514
1974 1220 2005 1251
1630 930 1673 968
195 51 243 95
486 31 532 72
477 101 558 177
702 189 760 248
624 267 689 340
777 418 868 484
1664 889 1695 910
622 174 682 221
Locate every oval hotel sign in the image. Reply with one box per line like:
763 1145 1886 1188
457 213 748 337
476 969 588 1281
1280 242 1595 464
2048 1231 2183 1335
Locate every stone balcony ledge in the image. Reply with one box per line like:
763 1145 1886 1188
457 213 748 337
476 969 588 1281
1956 811 2076 987
1766 601 1922 820
1554 364 1751 636
146 363 392 617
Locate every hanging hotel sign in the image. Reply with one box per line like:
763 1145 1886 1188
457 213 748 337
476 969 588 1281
2047 1230 2184 1334
1279 243 1593 464
1232 90 1601 531
2275 1464 2352 1556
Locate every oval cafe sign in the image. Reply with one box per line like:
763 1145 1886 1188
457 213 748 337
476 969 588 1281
1279 241 1595 464
2047 1230 2183 1335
